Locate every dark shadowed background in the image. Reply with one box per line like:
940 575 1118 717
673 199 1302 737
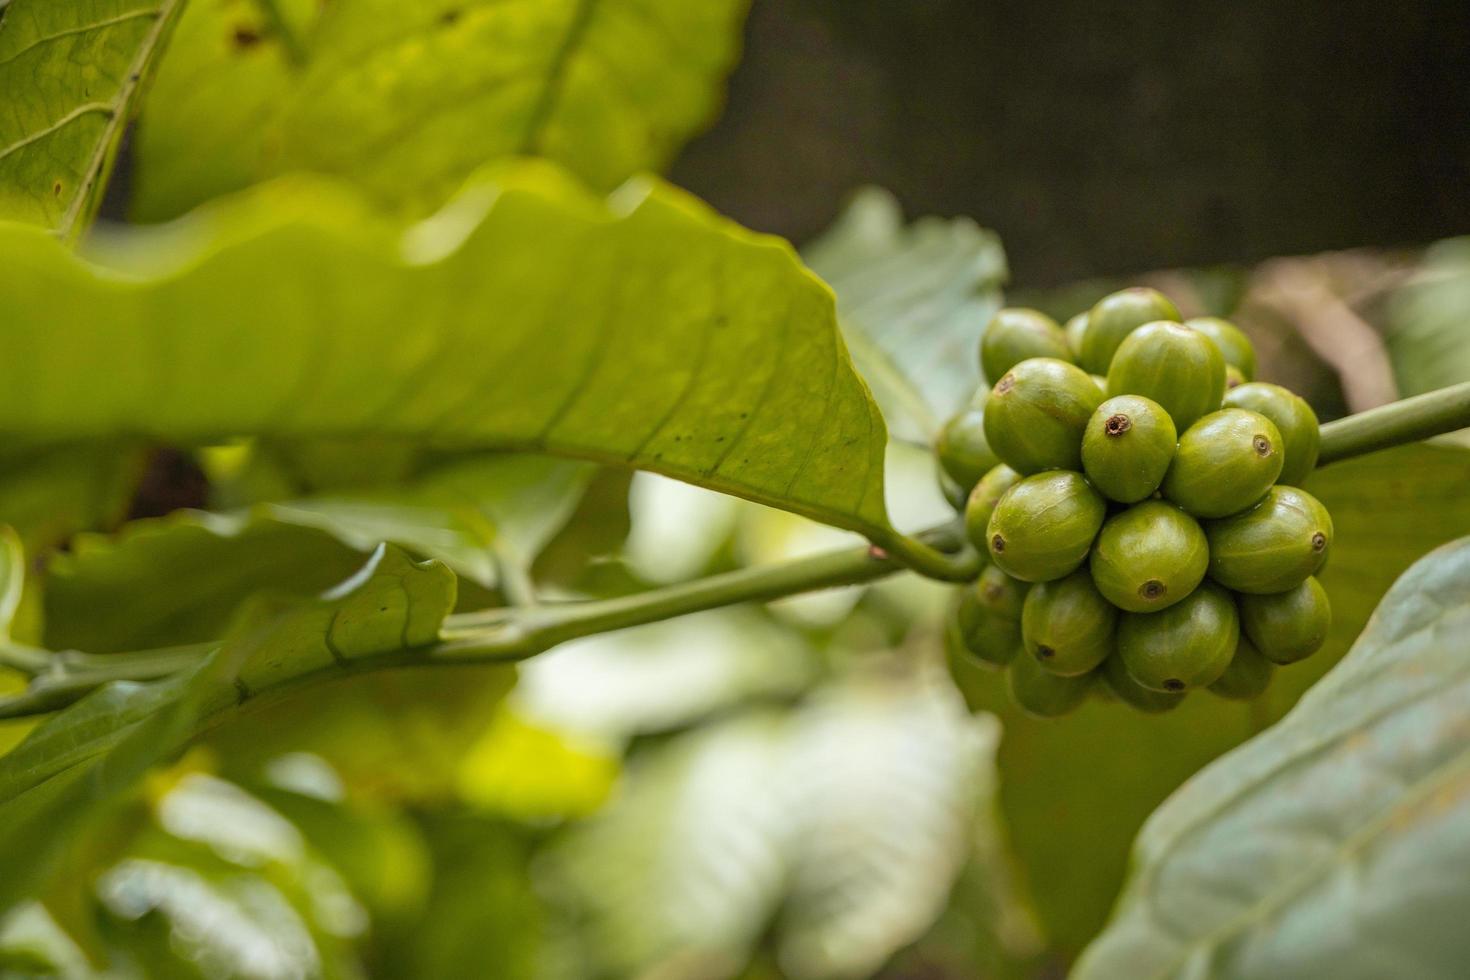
672 0 1470 285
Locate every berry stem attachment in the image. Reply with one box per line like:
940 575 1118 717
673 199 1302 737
1317 380 1470 466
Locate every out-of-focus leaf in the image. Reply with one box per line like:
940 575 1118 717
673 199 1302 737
96 773 366 979
1384 237 1470 444
803 187 1008 442
1076 537 1470 980
0 0 185 238
4 162 894 541
954 442 1470 958
457 706 619 821
45 453 594 652
514 608 815 740
0 443 144 552
134 0 750 219
775 663 998 980
549 659 997 980
0 545 457 914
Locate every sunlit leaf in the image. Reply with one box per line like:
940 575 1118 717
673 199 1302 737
1075 537 1470 979
133 0 750 219
0 0 185 238
4 162 894 540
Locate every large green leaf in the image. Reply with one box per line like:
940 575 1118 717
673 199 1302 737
1075 536 1470 979
0 544 457 913
3 162 892 540
803 187 1008 443
1385 238 1470 398
952 443 1470 958
0 0 184 237
133 0 750 219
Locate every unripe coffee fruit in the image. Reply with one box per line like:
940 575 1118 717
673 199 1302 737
1205 486 1333 594
1223 382 1321 486
1239 576 1332 665
1117 583 1239 692
987 471 1107 582
1207 637 1274 700
1081 394 1178 503
965 464 1023 550
1106 321 1227 430
1021 570 1117 676
1080 287 1182 374
936 404 1000 492
1162 409 1284 518
981 308 1072 382
1102 653 1185 713
983 358 1104 474
1008 652 1093 718
1187 316 1257 380
1089 501 1208 612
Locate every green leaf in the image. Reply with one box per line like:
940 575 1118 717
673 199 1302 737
0 544 457 913
550 660 996 980
951 442 1470 958
133 0 750 220
4 162 893 540
803 187 1008 443
1075 536 1470 980
0 0 185 238
1384 238 1470 446
45 454 594 653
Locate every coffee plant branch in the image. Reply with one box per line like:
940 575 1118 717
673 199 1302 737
2 380 1469 721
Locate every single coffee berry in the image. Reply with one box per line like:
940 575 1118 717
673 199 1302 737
1021 570 1117 677
1008 652 1093 718
1223 382 1322 486
981 307 1072 382
1106 321 1227 431
1080 287 1182 374
1239 576 1332 665
1080 394 1178 503
1117 583 1239 692
1205 486 1333 594
1207 637 1275 700
1089 501 1209 612
1102 653 1185 713
987 471 1107 582
1162 408 1284 518
1187 316 1257 380
983 358 1104 474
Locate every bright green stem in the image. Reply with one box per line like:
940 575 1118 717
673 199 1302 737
1318 380 1470 466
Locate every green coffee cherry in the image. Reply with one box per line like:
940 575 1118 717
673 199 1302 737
1081 394 1178 503
1102 654 1185 713
1223 382 1321 486
1162 409 1284 518
1008 652 1093 718
936 405 1000 492
1021 570 1117 676
1089 374 1109 395
987 471 1107 582
1208 637 1274 700
1089 501 1208 612
981 308 1072 382
1117 582 1239 692
983 358 1104 474
964 464 1023 550
974 563 1029 620
1106 321 1227 430
1205 486 1333 594
956 578 1023 669
1187 316 1257 380
1080 287 1182 374
1239 576 1331 665
939 465 968 512
1225 365 1247 391
1065 312 1090 358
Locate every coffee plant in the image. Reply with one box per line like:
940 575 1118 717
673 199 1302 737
1 2 1468 978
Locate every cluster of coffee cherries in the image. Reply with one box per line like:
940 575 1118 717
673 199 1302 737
939 287 1333 717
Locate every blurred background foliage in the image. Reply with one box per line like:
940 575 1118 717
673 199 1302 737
3 0 1469 977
